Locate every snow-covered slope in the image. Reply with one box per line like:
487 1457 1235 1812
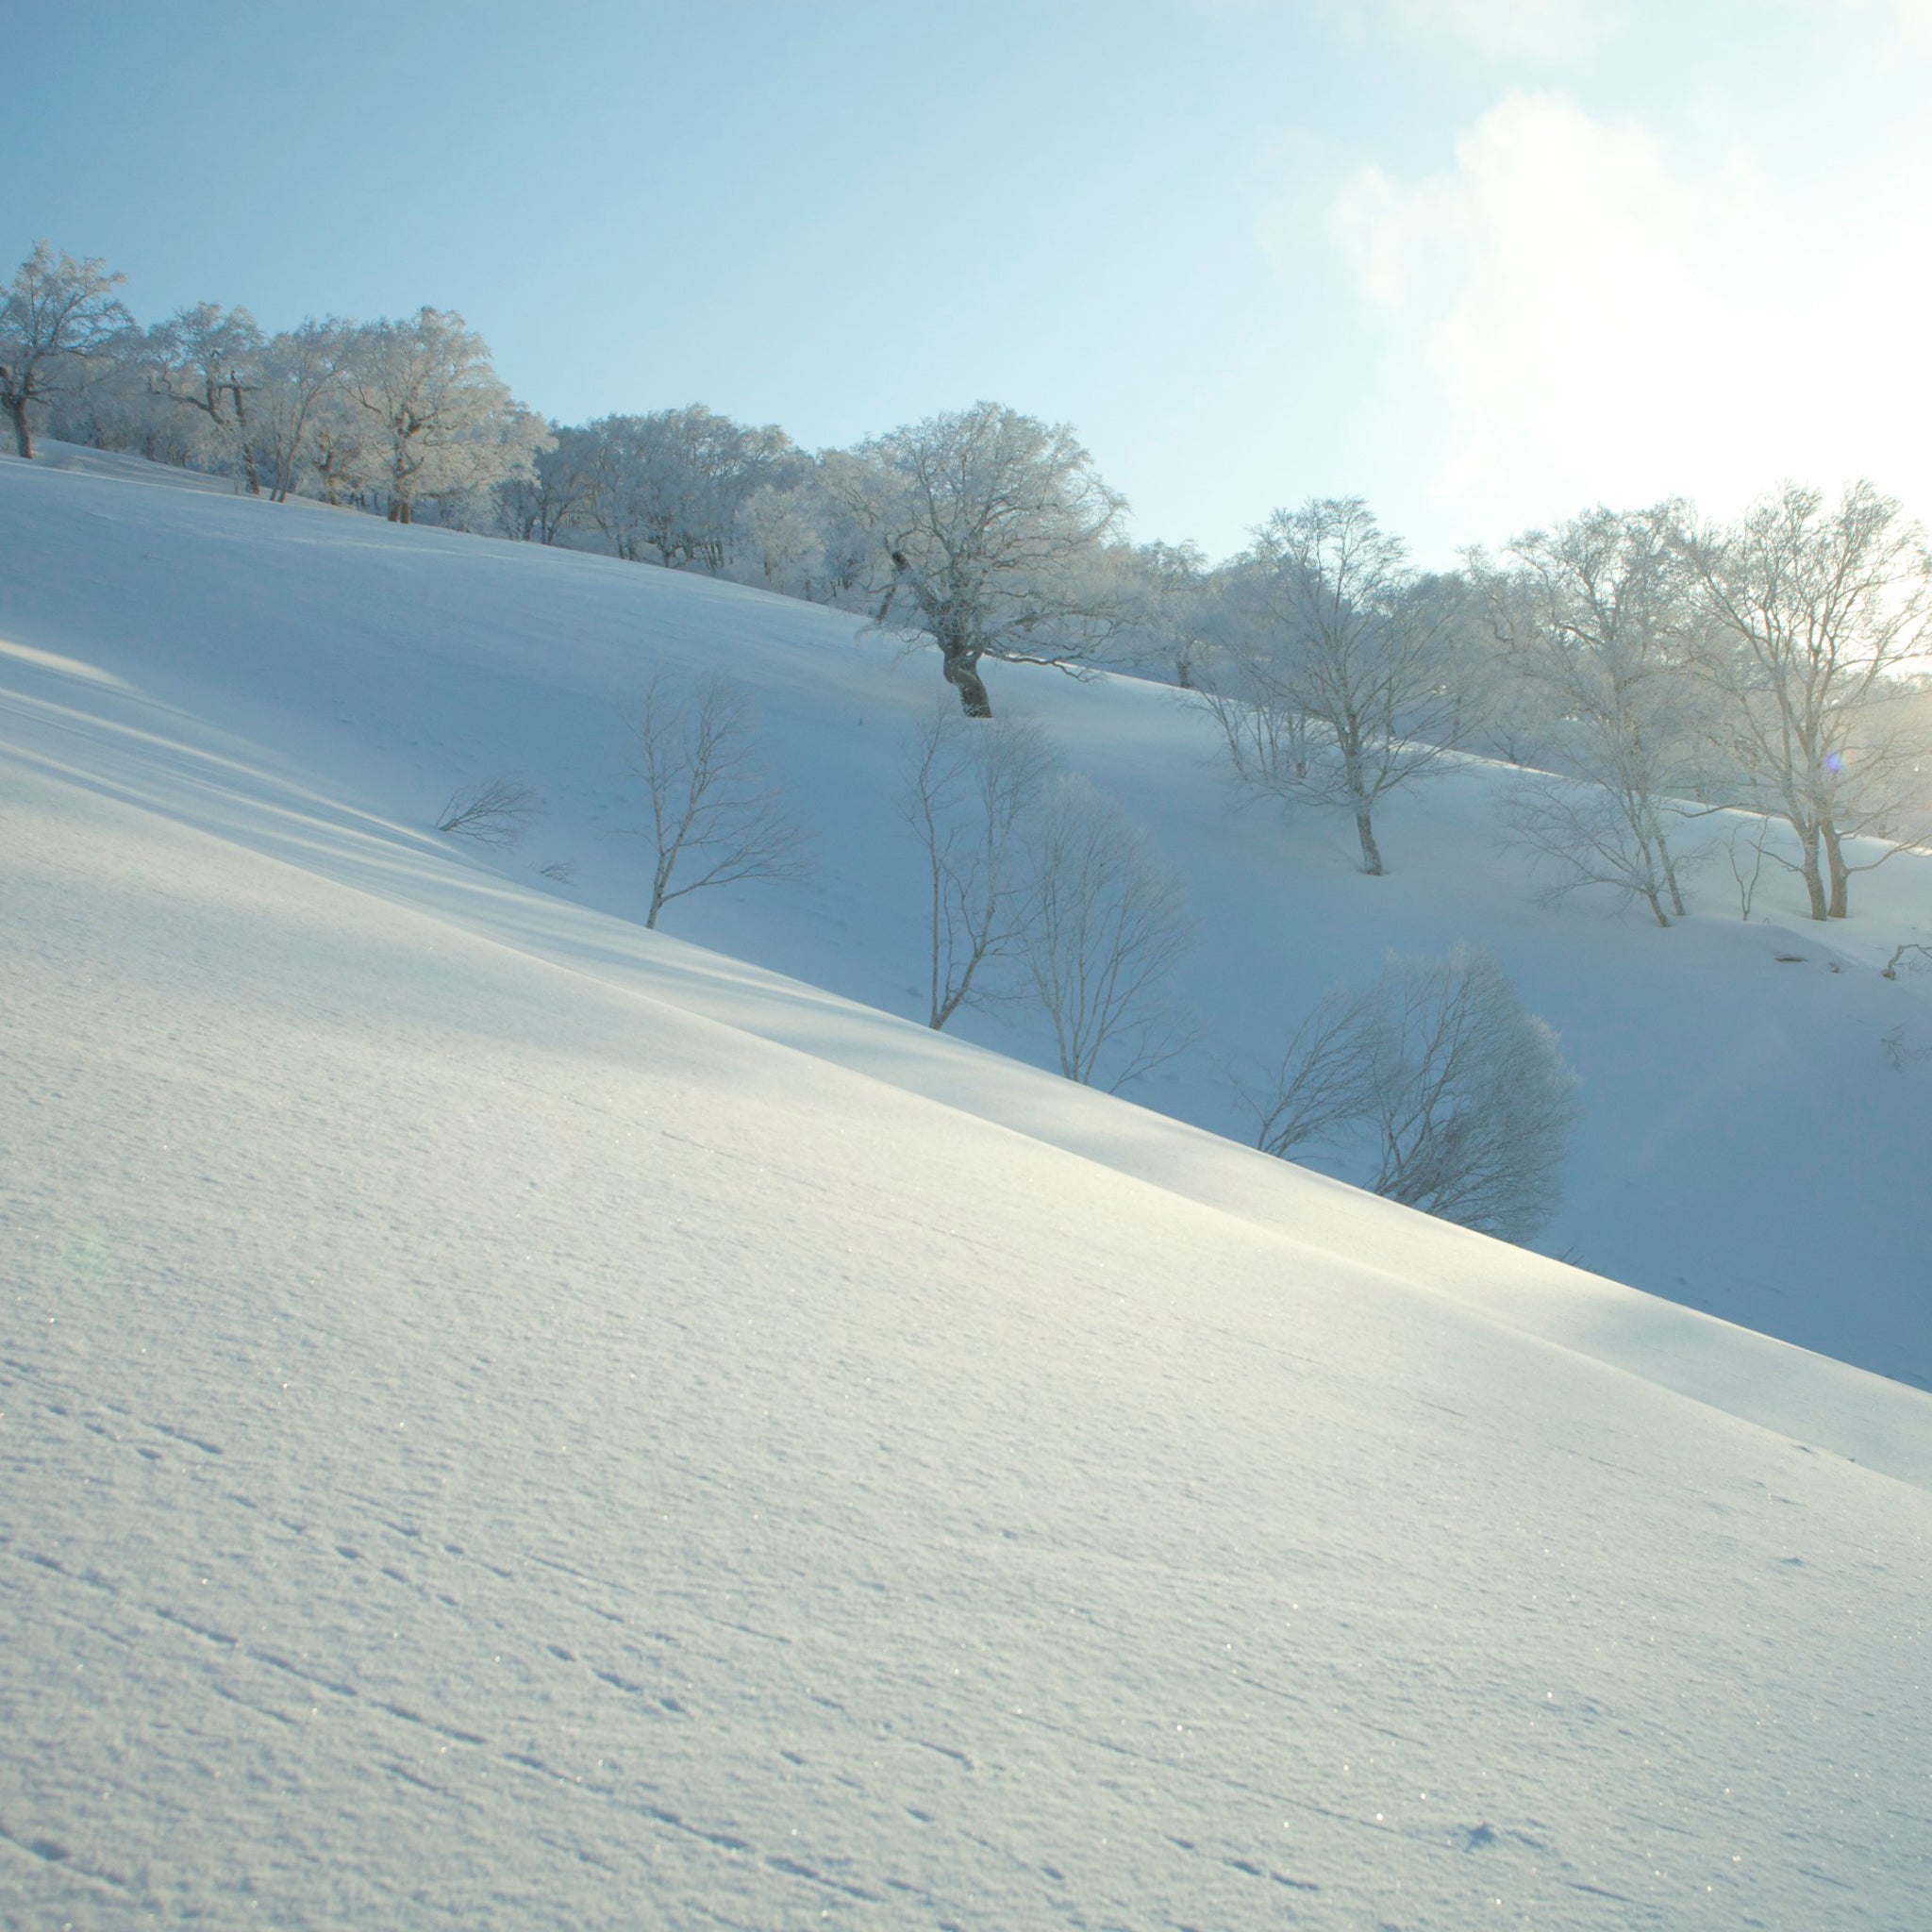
4 452 1930 1924
5 451 1931 1391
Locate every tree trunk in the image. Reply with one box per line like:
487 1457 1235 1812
5 394 33 459
1354 805 1383 876
230 382 261 495
943 652 993 719
1795 821 1828 921
1653 821 1688 918
1822 819 1851 919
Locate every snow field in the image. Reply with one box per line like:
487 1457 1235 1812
2 452 1929 1926
4 453 1931 1386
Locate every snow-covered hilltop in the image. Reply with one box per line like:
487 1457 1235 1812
4 454 1930 1927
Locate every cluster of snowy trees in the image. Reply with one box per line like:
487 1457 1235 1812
1180 489 1931 930
2 242 547 523
17 239 1921 930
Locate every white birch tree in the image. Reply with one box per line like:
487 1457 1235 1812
250 320 353 504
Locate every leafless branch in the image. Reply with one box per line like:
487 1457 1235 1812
437 774 543 849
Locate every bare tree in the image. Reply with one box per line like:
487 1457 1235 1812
1475 507 1707 926
1719 813 1775 921
855 402 1126 717
1676 481 1932 920
1203 499 1466 874
1247 946 1578 1244
1447 562 1569 769
0 241 130 459
1498 770 1701 927
1246 983 1380 1162
1016 774 1194 1090
900 703 1055 1029
437 775 543 849
624 672 809 929
1879 1024 1932 1073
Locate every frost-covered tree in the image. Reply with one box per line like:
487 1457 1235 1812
731 477 828 594
728 458 877 604
1017 774 1194 1090
1249 946 1578 1244
1450 564 1569 769
1203 499 1466 874
858 402 1126 717
1108 539 1215 688
0 241 130 459
343 308 547 524
37 332 174 463
900 704 1056 1029
249 319 353 503
146 302 266 493
1676 481 1931 920
794 449 882 605
496 423 601 543
576 406 798 570
305 378 375 508
1475 507 1708 926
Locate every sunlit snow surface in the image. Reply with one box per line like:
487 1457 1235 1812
3 454 1928 1927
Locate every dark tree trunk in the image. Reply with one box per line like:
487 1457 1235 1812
5 394 33 459
943 651 993 718
1822 819 1851 919
229 381 260 495
1796 822 1829 921
1653 818 1688 918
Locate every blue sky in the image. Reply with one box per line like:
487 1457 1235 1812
9 0 1930 561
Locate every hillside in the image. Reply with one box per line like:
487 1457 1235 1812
5 450 1931 1385
4 451 1931 1928
5 452 1932 1927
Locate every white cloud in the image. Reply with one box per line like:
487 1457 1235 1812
1327 91 1932 542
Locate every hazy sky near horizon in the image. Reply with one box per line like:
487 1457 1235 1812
8 0 1930 563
